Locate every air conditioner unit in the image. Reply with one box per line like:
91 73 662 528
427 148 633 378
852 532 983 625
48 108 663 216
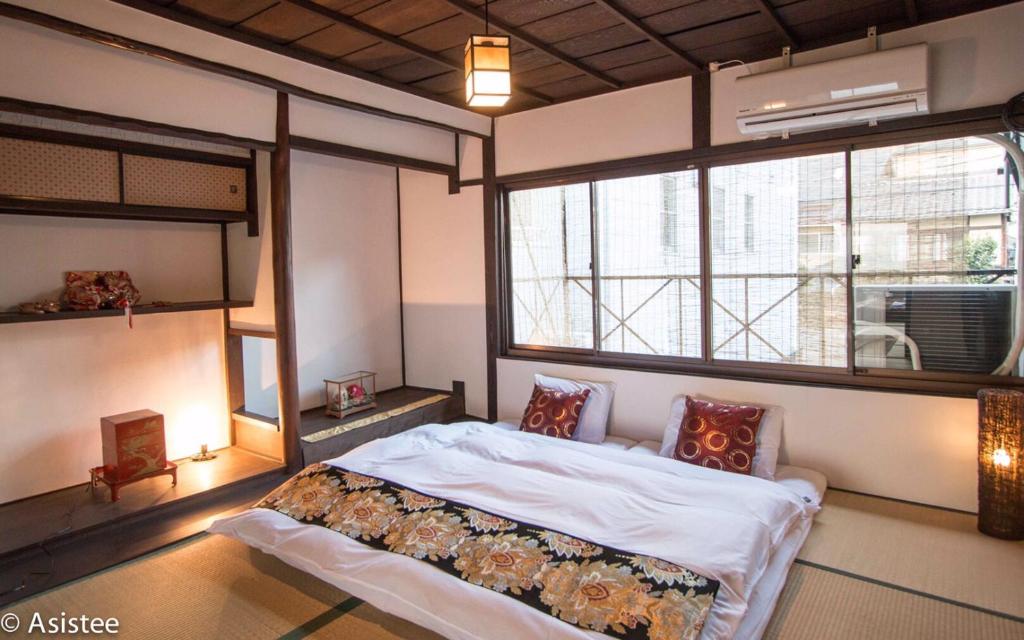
735 44 928 137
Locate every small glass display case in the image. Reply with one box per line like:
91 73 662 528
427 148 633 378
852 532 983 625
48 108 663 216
325 370 378 418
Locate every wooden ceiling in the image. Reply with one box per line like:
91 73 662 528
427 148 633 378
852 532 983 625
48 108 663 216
120 0 1016 115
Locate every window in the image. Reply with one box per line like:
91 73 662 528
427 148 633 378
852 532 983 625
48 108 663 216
502 130 1022 393
595 171 701 358
709 153 848 367
508 184 592 349
852 136 1019 374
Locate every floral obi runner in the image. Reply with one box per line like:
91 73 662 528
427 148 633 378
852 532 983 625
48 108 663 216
256 463 719 640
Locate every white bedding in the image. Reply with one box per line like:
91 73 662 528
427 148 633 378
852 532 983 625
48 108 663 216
210 422 820 639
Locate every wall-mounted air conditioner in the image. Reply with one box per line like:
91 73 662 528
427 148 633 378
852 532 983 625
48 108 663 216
735 44 928 137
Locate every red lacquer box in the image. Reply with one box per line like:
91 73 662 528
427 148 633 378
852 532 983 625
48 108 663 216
100 409 167 481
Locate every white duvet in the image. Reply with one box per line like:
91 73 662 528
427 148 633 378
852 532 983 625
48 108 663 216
210 422 817 639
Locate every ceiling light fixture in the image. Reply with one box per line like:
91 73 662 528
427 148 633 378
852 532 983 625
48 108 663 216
465 0 510 108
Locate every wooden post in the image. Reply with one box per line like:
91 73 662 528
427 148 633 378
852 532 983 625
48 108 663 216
483 121 498 422
691 70 711 149
271 91 302 472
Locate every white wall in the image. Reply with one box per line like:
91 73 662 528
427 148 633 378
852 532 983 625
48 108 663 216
4 0 490 138
0 15 276 143
0 216 229 502
399 170 488 417
292 152 404 411
497 359 977 512
290 97 456 166
487 4 1024 511
0 216 222 305
496 77 693 176
710 2 1024 145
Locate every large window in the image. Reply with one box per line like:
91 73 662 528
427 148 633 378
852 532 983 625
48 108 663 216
852 136 1019 374
508 172 701 357
508 184 592 349
709 153 848 367
595 171 702 358
503 131 1022 391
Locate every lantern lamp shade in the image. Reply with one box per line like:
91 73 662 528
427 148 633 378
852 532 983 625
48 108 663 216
465 34 511 108
977 388 1024 539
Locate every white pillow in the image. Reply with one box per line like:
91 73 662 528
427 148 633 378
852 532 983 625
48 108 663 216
658 393 783 480
533 374 616 444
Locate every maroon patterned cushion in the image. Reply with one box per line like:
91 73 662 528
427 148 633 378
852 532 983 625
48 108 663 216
519 384 590 439
673 396 764 475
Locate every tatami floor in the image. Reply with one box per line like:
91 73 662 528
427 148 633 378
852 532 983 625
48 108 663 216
4 490 1023 639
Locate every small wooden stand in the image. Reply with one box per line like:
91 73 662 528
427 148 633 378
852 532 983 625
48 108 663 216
90 461 178 502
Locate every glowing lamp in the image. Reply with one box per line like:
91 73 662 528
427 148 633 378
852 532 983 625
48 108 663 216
465 34 510 108
977 389 1023 539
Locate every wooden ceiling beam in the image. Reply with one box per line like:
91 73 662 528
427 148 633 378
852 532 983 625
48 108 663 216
439 0 623 90
283 0 552 105
592 0 702 71
904 0 920 24
751 0 798 49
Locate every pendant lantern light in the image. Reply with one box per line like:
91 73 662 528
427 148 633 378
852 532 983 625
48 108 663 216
465 0 511 107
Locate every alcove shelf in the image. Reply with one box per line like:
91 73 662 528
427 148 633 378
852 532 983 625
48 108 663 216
0 299 253 324
0 198 251 226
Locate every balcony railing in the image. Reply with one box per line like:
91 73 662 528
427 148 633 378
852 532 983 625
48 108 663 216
511 269 1016 365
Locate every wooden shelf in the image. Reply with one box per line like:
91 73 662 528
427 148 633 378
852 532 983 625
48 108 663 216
0 446 284 558
232 408 280 431
299 386 464 464
0 196 250 226
0 300 253 324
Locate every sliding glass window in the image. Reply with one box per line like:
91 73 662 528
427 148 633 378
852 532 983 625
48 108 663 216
502 130 1022 392
508 184 593 349
594 171 702 358
708 153 848 367
851 135 1020 375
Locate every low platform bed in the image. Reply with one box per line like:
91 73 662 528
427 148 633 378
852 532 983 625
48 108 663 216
211 422 824 640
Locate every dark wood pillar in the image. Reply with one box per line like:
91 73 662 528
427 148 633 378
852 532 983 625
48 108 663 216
271 91 302 471
691 70 711 149
482 121 498 422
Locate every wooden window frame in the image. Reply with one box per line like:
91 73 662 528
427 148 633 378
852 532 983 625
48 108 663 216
496 106 1024 398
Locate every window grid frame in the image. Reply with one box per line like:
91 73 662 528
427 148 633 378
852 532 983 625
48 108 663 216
497 118 1024 397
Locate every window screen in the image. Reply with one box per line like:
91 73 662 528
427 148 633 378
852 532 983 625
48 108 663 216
709 153 848 367
502 131 1022 389
594 171 702 357
852 135 1019 373
508 183 593 349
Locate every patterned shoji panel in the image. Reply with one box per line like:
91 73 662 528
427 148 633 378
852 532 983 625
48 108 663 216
0 137 120 202
123 154 247 211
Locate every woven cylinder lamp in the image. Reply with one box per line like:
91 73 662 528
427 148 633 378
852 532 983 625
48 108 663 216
977 389 1024 539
